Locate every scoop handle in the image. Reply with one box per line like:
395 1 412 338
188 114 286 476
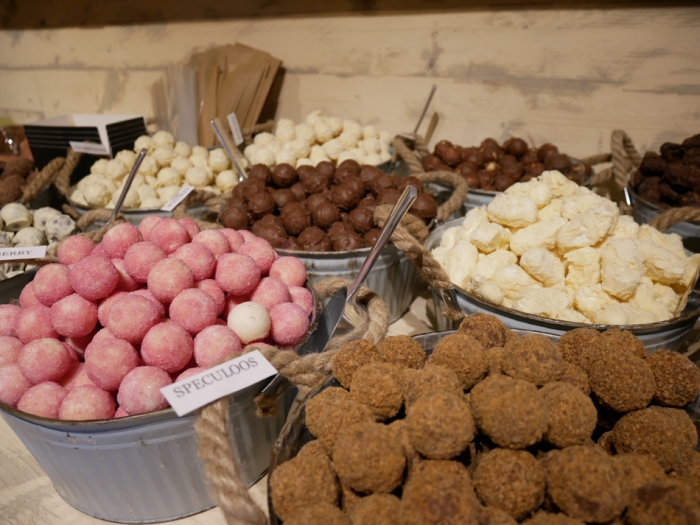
108 148 146 226
210 118 248 182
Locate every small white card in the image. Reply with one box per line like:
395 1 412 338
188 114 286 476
160 350 278 416
69 141 109 156
160 185 195 212
0 246 47 261
227 113 245 146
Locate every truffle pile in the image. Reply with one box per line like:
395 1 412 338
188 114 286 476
220 160 437 251
70 130 240 210
0 216 314 420
270 313 700 525
632 133 700 209
432 170 700 325
422 137 591 192
0 156 36 205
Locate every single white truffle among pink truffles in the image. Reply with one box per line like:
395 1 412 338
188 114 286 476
0 364 32 407
149 218 191 254
97 291 129 327
175 367 205 382
177 217 201 239
269 257 307 287
0 304 21 337
51 293 98 338
19 282 40 308
0 336 23 367
289 286 314 317
59 385 116 420
147 258 194 303
70 255 119 301
193 325 242 369
250 277 291 311
194 279 225 316
18 338 72 385
192 230 230 259
141 321 194 373
17 381 68 418
138 215 163 241
222 293 251 319
124 241 166 282
220 229 244 251
172 242 216 281
215 253 260 296
107 294 162 345
117 366 172 415
60 362 97 391
238 239 276 274
85 338 139 391
33 264 74 307
169 289 218 334
269 303 310 348
16 305 59 343
101 223 143 259
57 235 95 266
227 301 271 344
112 259 140 292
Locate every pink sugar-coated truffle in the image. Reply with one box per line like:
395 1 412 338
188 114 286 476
0 304 21 337
131 289 166 318
141 321 194 373
147 258 194 304
112 259 140 292
193 325 242 369
124 241 167 283
70 255 119 301
192 230 231 259
172 243 216 281
150 218 191 255
270 257 307 288
222 293 250 319
57 235 96 266
63 342 79 363
91 244 108 258
92 327 115 345
169 289 218 335
138 215 164 242
243 342 275 352
107 294 162 345
102 223 143 259
0 336 23 367
33 264 74 307
269 303 310 348
18 338 72 385
85 338 139 391
115 407 130 418
238 239 276 275
117 366 172 415
195 279 225 316
239 230 256 243
0 364 32 407
97 291 129 327
63 331 95 360
289 286 314 317
59 385 116 421
16 305 59 343
250 277 291 312
220 229 245 252
51 294 98 338
19 282 40 308
175 367 205 382
60 362 97 391
17 381 68 418
227 301 271 344
177 217 201 239
215 253 260 296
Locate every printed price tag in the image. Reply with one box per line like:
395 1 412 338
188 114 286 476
161 350 278 416
0 246 47 261
69 141 109 156
160 185 195 212
227 112 245 146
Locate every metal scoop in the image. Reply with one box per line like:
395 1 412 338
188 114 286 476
106 148 147 226
210 118 248 182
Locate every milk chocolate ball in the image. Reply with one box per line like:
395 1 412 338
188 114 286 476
306 193 328 213
397 176 424 193
422 154 446 172
298 227 332 252
348 206 375 234
499 154 518 166
281 202 311 235
537 143 559 162
248 191 276 219
338 159 361 177
252 214 287 246
480 138 502 161
316 161 336 180
363 229 381 247
249 164 273 185
465 172 480 188
369 174 397 197
360 166 384 190
273 189 296 209
333 165 356 186
502 162 523 181
494 174 515 192
484 162 502 177
290 182 307 201
521 149 539 164
328 221 352 239
457 161 479 179
296 165 316 178
220 204 249 229
272 163 299 188
544 153 573 173
410 193 437 220
332 230 364 251
442 147 462 167
377 189 402 206
301 170 328 194
461 147 484 166
357 195 377 211
343 175 366 199
524 163 545 177
232 179 266 203
312 201 341 228
434 140 454 159
479 170 495 190
331 184 361 211
504 138 529 157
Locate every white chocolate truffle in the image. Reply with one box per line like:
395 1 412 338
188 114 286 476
505 180 552 209
137 155 159 178
151 130 175 149
191 145 209 159
599 238 645 300
295 123 316 144
185 167 214 188
216 170 238 191
109 186 140 210
296 158 314 169
520 248 565 287
275 123 296 144
174 141 192 158
152 146 176 168
338 131 359 150
44 215 75 243
305 110 323 126
190 156 209 169
134 135 152 153
32 207 62 232
487 193 538 228
336 151 358 165
513 287 570 319
343 120 362 135
90 158 108 175
253 132 276 147
275 150 297 166
251 148 276 168
70 189 88 207
84 182 112 208
208 148 231 172
136 185 158 202
140 197 163 209
283 139 311 160
244 144 260 162
314 120 334 144
115 149 137 170
104 159 128 180
157 186 180 202
12 227 45 247
265 139 282 155
469 222 511 253
362 124 378 139
169 157 192 176
321 138 344 161
327 116 343 137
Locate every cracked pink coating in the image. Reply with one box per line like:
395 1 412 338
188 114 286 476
269 257 307 287
51 294 98 338
227 301 270 344
150 218 191 254
16 305 59 343
130 289 166 318
192 230 230 259
238 239 276 275
60 362 97 391
117 366 172 415
70 255 119 301
0 364 32 407
250 277 291 311
147 258 194 303
195 279 225 316
220 229 244 251
85 338 139 391
115 407 130 418
124 241 167 283
102 223 143 259
172 242 216 281
138 215 163 241
177 217 201 239
215 253 260 296
193 325 242 369
33 264 74 307
169 289 218 334
289 286 314 317
0 336 22 367
19 282 40 308
0 304 21 337
97 291 129 327
107 294 161 345
222 293 251 318
57 235 96 266
269 303 310 348
112 259 140 292
141 321 194 373
18 338 72 385
175 367 204 382
59 385 116 421
17 381 68 419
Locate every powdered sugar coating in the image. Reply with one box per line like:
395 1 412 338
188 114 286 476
289 286 314 317
117 366 172 415
19 282 40 308
220 229 244 251
115 407 130 418
57 236 95 265
85 338 139 391
17 381 68 418
0 364 32 407
124 241 166 282
112 259 140 291
192 230 230 259
238 239 276 274
175 367 205 382
102 223 143 259
91 244 108 258
0 336 22 367
60 362 97 391
70 256 119 301
33 264 74 306
250 277 291 311
177 217 201 239
130 289 166 318
107 294 161 344
269 302 310 348
150 218 191 254
193 325 242 368
169 289 218 334
18 338 71 385
0 304 21 337
215 253 260 295
62 331 95 359
51 294 98 338
141 321 194 373
269 257 307 287
16 305 59 343
227 302 271 344
147 258 194 303
138 215 163 241
97 291 129 327
172 242 216 281
59 385 116 420
194 279 225 316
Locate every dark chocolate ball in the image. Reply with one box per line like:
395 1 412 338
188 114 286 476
248 164 273 185
544 153 573 173
503 137 529 157
247 191 276 219
410 193 437 220
301 169 328 194
369 174 397 197
290 182 307 201
281 202 311 235
501 162 523 181
537 143 559 162
524 162 545 177
345 175 366 199
331 184 361 211
422 154 445 172
461 147 484 166
499 154 518 166
296 165 316 178
312 201 341 228
683 135 700 149
328 221 352 239
306 193 328 213
484 162 502 177
359 165 384 190
348 206 375 234
232 179 265 203
397 176 424 193
316 161 336 180
434 140 454 159
457 161 479 179
251 214 287 246
333 165 356 186
377 188 402 206
363 229 381 247
357 195 377 211
272 188 296 209
337 159 361 176
297 227 332 252
220 204 249 229
332 231 364 252
640 152 666 176
478 170 495 190
494 174 515 192
272 163 299 188
442 147 462 167
660 142 686 163
465 172 480 188
683 148 700 168
520 149 539 164
480 138 502 161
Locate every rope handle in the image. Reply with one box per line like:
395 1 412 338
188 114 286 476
649 207 700 233
53 148 83 197
587 130 642 190
20 157 65 204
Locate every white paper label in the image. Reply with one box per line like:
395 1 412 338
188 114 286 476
227 113 245 146
0 246 48 261
161 350 278 416
69 141 109 156
160 185 195 212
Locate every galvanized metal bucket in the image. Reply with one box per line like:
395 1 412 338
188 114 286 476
425 219 700 352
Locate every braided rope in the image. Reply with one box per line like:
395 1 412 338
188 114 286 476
172 189 222 230
611 130 641 191
392 136 424 175
415 170 469 222
53 149 83 197
20 157 64 204
649 207 700 233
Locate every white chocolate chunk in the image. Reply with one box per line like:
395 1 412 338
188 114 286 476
556 204 617 253
512 287 570 319
538 170 580 198
600 238 645 300
629 277 673 322
509 216 567 256
469 222 511 253
564 247 601 288
491 264 542 300
610 215 640 239
487 193 538 228
520 248 565 287
637 239 686 286
505 180 552 209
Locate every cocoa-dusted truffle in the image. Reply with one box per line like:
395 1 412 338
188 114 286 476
272 188 296 209
588 349 656 412
331 184 361 211
284 503 349 525
316 161 336 180
350 362 404 421
273 163 299 187
458 313 507 349
540 382 597 448
626 479 700 525
348 206 374 234
377 335 426 370
281 202 311 235
301 169 329 194
427 333 487 390
501 334 564 386
219 203 249 229
332 339 381 389
305 387 349 439
410 193 437 221
251 214 287 246
349 493 400 525
369 174 397 197
298 226 332 252
312 201 341 229
401 364 461 407
248 164 273 184
247 191 276 219
559 362 591 396
614 454 666 493
290 182 306 201
645 349 700 407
